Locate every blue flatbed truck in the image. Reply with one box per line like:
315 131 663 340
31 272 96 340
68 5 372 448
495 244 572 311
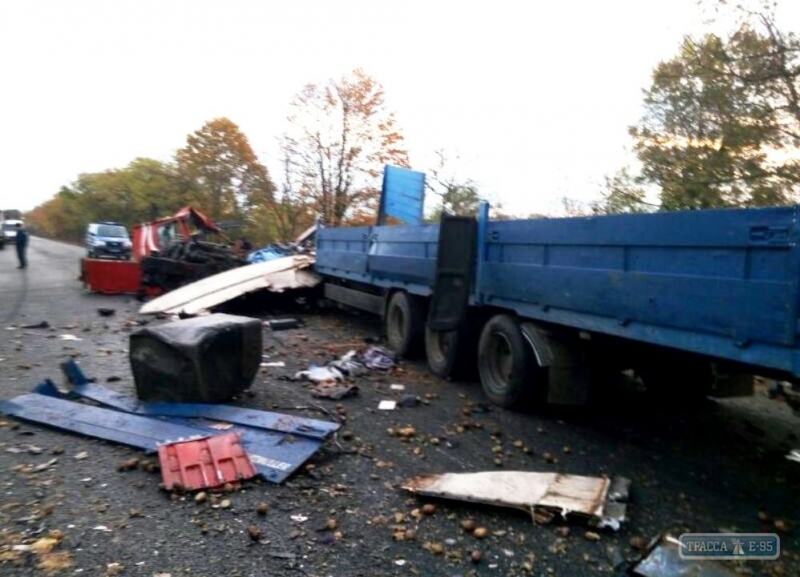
314 200 800 410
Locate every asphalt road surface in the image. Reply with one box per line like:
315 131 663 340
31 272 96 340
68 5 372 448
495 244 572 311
0 237 798 576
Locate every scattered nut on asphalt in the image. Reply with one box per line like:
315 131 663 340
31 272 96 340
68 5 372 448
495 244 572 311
584 531 601 541
461 519 477 533
471 549 483 563
248 525 261 542
421 504 436 516
428 542 444 555
473 527 488 539
256 502 268 515
629 536 647 550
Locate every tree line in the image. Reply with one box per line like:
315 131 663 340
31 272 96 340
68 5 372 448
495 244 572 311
26 69 409 246
594 0 800 214
25 1 800 245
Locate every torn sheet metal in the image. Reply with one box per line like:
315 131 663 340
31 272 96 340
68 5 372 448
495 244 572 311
159 431 257 491
56 361 339 440
139 255 320 315
0 392 332 483
402 471 629 529
632 535 736 577
0 393 204 453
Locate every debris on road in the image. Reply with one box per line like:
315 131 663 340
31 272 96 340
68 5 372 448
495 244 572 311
20 321 50 329
97 308 116 317
378 400 397 410
1 361 340 484
294 346 398 400
158 431 257 491
360 346 396 370
631 534 736 577
59 334 81 341
401 471 630 530
57 360 339 439
260 361 286 368
397 395 421 408
265 318 303 331
129 313 262 403
295 365 345 384
138 255 320 316
311 382 359 400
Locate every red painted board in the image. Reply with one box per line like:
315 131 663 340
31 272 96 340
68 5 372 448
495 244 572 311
79 258 160 296
158 431 257 491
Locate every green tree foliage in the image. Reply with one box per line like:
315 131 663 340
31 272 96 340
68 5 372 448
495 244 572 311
25 159 189 242
280 69 410 226
176 117 275 223
28 119 280 247
425 149 482 221
630 2 800 209
592 168 654 214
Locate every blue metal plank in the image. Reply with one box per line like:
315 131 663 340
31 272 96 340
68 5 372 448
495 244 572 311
368 256 436 286
484 205 798 247
316 251 369 275
481 262 794 346
317 226 372 242
1 392 330 484
77 384 338 438
0 394 203 452
378 165 426 225
57 364 338 440
488 296 798 376
371 224 440 246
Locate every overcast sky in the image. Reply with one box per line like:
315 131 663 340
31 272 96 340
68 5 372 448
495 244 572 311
1 0 796 217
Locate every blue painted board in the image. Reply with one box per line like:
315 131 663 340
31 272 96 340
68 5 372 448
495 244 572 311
485 205 797 247
61 380 338 439
0 393 327 483
378 165 426 225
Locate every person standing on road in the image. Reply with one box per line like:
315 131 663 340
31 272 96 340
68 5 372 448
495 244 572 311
15 222 28 269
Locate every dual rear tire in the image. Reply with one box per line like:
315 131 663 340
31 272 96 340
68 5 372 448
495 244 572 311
384 292 542 409
477 314 545 408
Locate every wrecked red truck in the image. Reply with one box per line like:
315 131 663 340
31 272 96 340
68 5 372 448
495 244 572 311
80 207 246 296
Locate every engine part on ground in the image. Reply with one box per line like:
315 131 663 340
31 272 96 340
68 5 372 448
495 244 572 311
129 313 262 403
140 238 247 293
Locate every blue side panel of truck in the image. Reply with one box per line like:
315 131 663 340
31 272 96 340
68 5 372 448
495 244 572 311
315 224 439 296
316 204 800 377
477 206 800 375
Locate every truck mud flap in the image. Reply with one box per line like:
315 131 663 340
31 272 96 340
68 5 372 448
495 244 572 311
427 215 477 332
520 322 590 405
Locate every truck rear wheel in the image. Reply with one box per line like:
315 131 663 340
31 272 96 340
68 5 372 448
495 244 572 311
386 291 425 359
478 314 541 408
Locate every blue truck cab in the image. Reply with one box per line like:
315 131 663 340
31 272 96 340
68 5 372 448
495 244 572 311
315 182 800 411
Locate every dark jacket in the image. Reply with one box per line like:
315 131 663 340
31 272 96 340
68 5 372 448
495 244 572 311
15 229 28 248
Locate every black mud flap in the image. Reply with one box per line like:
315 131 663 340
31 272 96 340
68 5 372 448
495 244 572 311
427 215 477 332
